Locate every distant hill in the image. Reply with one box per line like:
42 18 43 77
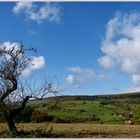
46 92 140 101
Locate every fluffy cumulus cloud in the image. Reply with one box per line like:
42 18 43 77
22 56 45 76
13 2 61 24
66 66 109 87
31 56 45 70
98 11 140 90
0 41 45 76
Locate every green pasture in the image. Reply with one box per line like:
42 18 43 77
30 99 133 124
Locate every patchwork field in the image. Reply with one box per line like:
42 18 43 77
25 97 140 125
1 93 140 137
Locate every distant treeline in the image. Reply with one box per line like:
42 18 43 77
47 92 140 101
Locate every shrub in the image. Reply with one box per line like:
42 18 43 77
79 109 86 113
31 111 48 123
82 101 86 104
100 100 109 105
15 107 34 123
0 111 5 122
0 130 18 138
84 114 101 122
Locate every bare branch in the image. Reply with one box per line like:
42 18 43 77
26 77 61 100
0 42 61 133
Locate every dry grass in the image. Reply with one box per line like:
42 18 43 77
0 123 140 137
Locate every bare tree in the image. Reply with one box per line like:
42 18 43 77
0 42 60 134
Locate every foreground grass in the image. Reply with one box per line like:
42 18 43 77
0 123 140 138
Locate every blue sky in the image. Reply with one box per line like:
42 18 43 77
1 2 140 96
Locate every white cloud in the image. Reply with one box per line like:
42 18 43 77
97 74 110 81
66 66 109 87
31 56 45 70
22 68 31 76
128 86 140 93
66 74 75 85
132 74 140 86
98 56 113 69
0 41 45 76
13 2 33 14
67 66 95 85
22 56 45 76
13 2 61 24
98 11 140 87
67 66 95 78
67 66 82 73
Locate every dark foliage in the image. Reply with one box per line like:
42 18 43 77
15 107 34 123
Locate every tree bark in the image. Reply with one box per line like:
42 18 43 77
6 116 18 134
4 96 30 135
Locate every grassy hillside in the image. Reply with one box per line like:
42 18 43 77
19 92 140 124
1 92 140 138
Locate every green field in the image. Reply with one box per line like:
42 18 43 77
26 97 140 124
1 93 140 137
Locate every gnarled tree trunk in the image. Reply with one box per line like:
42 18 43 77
5 115 17 134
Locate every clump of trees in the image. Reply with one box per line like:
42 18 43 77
0 42 60 135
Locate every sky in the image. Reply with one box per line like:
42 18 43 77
1 2 140 96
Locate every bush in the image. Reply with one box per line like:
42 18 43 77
0 130 18 138
82 101 86 104
31 110 48 123
100 100 109 105
79 109 86 113
0 111 5 122
15 107 34 123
